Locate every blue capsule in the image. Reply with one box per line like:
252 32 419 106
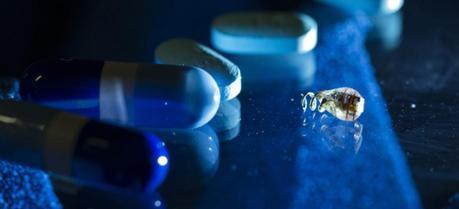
0 101 169 193
20 59 220 129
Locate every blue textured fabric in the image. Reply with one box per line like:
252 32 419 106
0 161 61 208
288 5 421 208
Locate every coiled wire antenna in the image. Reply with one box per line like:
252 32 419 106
301 92 324 113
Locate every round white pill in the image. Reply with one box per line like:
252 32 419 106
155 38 241 101
211 12 318 54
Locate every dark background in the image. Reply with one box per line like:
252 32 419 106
0 0 302 76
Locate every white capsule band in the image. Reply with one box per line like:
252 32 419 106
100 61 138 125
43 112 88 176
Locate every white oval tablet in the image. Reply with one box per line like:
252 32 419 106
155 38 241 101
211 12 317 54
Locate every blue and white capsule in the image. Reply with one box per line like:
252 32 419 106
20 59 220 129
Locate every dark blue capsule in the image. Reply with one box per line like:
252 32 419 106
0 101 169 193
20 59 220 129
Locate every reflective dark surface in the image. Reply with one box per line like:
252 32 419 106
368 1 459 208
1 0 458 209
157 4 423 208
158 1 459 208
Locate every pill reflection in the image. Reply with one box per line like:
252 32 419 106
146 126 219 192
52 176 166 209
301 113 363 154
209 98 241 142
